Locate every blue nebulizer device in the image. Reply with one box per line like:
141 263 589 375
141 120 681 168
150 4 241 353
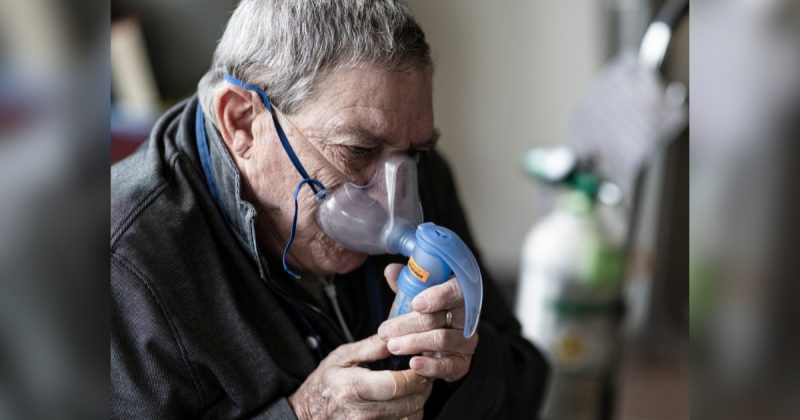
316 154 483 338
386 223 483 337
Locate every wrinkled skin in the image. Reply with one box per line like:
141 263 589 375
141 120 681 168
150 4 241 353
288 335 431 420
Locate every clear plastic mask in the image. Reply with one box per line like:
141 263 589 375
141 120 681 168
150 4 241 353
317 154 423 255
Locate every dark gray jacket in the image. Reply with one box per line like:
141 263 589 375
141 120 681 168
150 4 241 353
111 97 547 419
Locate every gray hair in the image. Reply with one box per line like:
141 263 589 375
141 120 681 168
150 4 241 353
197 0 431 122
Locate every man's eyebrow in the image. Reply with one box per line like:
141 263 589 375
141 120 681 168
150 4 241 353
328 126 441 150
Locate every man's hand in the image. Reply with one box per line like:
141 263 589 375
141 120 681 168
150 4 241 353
378 263 479 383
288 334 432 420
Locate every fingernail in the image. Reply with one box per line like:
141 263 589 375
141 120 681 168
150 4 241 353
377 324 388 340
387 338 401 353
413 296 429 312
410 358 425 370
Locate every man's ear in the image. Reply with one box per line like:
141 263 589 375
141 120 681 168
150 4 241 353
213 86 261 159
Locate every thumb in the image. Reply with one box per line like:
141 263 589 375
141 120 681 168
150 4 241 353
384 263 404 294
336 335 391 366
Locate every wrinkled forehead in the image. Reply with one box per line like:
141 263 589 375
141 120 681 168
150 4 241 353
303 66 435 150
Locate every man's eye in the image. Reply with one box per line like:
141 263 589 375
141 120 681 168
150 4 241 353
345 145 374 156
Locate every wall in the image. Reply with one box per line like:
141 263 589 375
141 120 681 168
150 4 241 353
405 0 607 282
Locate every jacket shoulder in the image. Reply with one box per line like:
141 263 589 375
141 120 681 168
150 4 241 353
111 98 196 250
111 144 171 250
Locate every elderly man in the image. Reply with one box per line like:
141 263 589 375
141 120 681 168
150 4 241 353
111 0 547 418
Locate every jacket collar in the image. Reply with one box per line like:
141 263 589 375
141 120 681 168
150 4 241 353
195 97 268 279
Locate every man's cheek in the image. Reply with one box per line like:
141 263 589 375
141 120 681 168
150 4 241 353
302 145 346 185
248 160 298 210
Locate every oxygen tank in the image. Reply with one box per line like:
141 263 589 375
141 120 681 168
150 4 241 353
515 146 625 419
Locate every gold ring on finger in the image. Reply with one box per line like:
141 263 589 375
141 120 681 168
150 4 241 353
445 310 454 329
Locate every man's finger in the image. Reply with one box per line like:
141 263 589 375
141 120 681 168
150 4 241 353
410 355 471 382
333 335 390 365
384 263 404 293
368 387 431 418
412 277 463 313
388 370 430 399
387 329 476 355
378 308 466 340
346 368 429 401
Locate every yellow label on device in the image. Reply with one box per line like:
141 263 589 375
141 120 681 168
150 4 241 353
408 256 430 282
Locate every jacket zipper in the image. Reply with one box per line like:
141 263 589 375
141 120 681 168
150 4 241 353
263 269 351 347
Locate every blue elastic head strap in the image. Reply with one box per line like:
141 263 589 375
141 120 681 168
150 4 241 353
212 73 327 279
223 73 324 197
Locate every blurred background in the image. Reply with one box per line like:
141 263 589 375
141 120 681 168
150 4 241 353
2 0 799 418
109 1 689 418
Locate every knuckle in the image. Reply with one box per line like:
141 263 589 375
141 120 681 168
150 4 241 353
338 383 356 401
336 342 353 354
431 330 448 348
379 324 396 341
441 358 453 376
429 360 446 378
439 329 452 347
356 385 375 403
423 292 442 311
330 343 352 362
447 280 461 301
430 297 445 311
326 348 341 362
420 313 438 330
